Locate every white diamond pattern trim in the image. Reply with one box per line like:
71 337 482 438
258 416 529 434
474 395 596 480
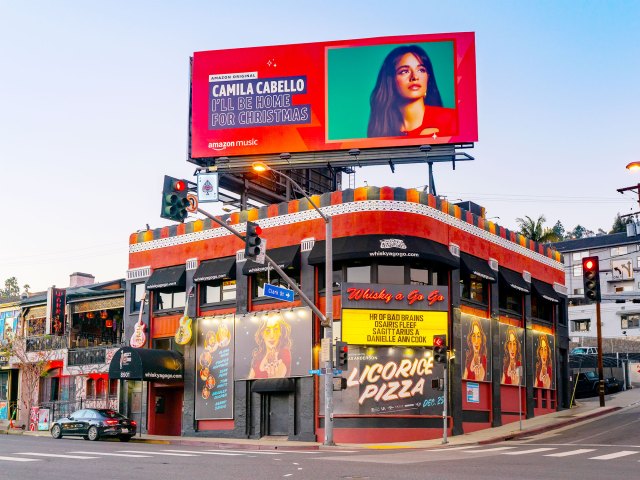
130 201 563 272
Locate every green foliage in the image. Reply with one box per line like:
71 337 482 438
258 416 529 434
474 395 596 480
610 213 631 234
515 215 561 243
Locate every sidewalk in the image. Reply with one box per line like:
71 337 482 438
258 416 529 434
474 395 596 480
15 387 640 451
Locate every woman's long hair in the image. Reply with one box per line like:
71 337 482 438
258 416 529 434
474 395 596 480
251 316 292 365
464 318 487 372
535 335 551 378
367 45 443 138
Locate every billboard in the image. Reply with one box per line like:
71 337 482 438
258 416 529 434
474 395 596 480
461 314 491 382
190 32 477 159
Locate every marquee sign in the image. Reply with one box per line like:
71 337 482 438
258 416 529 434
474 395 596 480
341 283 448 311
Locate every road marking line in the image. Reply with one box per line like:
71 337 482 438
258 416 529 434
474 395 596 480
69 451 153 458
589 451 639 460
545 449 596 457
425 446 478 452
503 448 557 455
0 456 40 462
163 450 243 456
463 447 517 453
205 449 282 455
118 450 198 457
15 453 98 459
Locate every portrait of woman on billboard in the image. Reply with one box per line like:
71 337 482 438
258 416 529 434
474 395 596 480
535 334 553 389
248 315 292 379
367 45 457 138
462 317 488 381
501 326 523 386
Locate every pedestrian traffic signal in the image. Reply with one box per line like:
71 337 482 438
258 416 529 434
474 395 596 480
335 341 348 370
244 221 263 260
161 175 190 223
582 256 601 303
433 334 448 364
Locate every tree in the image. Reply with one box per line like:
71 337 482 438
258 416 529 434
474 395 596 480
515 215 560 243
551 220 566 241
610 213 631 234
568 224 595 239
0 277 30 300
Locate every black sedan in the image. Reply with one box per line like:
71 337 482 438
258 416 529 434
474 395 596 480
50 408 137 441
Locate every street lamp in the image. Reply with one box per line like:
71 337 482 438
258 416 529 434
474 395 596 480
626 161 640 171
252 161 335 446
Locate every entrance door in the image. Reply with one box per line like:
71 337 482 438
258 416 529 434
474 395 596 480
267 393 289 436
148 385 183 436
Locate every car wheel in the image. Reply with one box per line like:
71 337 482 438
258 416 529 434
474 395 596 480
119 435 132 442
87 426 99 441
50 425 62 439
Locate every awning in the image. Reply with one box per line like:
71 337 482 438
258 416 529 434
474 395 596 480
499 268 530 293
251 378 296 393
307 235 459 268
532 279 560 303
243 245 300 275
461 253 497 282
108 347 184 381
146 266 186 290
193 257 236 283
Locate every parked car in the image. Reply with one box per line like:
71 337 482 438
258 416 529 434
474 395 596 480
574 371 622 398
571 347 598 355
50 408 136 441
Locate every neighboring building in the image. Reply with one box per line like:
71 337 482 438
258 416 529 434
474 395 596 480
118 187 569 443
11 274 125 428
0 297 21 426
554 228 640 346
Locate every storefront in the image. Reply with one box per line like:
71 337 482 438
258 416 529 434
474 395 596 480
125 187 568 442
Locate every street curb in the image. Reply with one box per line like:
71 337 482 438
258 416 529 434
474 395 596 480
130 438 320 450
477 406 622 445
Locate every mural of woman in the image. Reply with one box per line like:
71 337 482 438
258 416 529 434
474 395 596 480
248 315 292 379
535 334 553 389
463 318 487 381
501 327 522 385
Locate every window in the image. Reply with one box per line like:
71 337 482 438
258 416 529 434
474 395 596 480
378 265 405 285
531 295 553 321
131 283 145 312
621 314 640 329
410 268 429 285
346 265 371 283
155 290 186 311
0 373 8 401
572 319 590 332
611 246 628 256
152 336 185 354
203 280 237 304
109 379 118 398
96 378 106 398
86 378 95 398
615 284 633 293
460 272 488 306
499 282 523 316
572 251 589 261
252 269 301 299
573 288 584 295
573 265 583 277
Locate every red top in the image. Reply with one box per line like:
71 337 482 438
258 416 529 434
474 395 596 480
404 106 458 138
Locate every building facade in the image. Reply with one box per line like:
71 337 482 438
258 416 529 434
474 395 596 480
122 187 569 443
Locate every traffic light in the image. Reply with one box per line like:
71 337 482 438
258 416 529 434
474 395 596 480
433 334 448 364
335 341 348 370
161 175 190 223
244 221 263 260
582 256 601 303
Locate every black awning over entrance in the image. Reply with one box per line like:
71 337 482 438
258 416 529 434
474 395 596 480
499 268 530 293
243 245 300 275
532 279 561 303
193 257 236 283
461 253 497 282
108 347 184 382
146 266 186 290
308 235 459 268
251 378 296 393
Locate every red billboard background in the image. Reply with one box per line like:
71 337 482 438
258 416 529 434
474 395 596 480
190 32 477 159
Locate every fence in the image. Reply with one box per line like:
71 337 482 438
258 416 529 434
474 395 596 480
39 396 119 423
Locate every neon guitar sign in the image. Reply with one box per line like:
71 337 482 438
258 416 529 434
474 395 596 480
130 291 148 348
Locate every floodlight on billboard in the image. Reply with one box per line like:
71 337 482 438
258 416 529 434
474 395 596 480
189 32 477 161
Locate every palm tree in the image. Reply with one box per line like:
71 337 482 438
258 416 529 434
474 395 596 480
515 215 560 243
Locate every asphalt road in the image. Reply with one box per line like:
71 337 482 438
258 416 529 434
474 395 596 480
1 401 639 480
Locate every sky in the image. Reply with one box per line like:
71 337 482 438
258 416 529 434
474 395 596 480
1 0 639 293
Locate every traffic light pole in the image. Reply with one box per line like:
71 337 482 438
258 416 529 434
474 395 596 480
596 301 605 407
442 359 448 444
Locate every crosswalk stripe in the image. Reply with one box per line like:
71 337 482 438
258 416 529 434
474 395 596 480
117 450 198 457
205 449 282 455
545 449 596 457
0 455 40 462
69 451 153 458
589 451 639 460
16 453 98 459
163 450 243 456
425 446 478 452
503 448 557 455
464 447 517 453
